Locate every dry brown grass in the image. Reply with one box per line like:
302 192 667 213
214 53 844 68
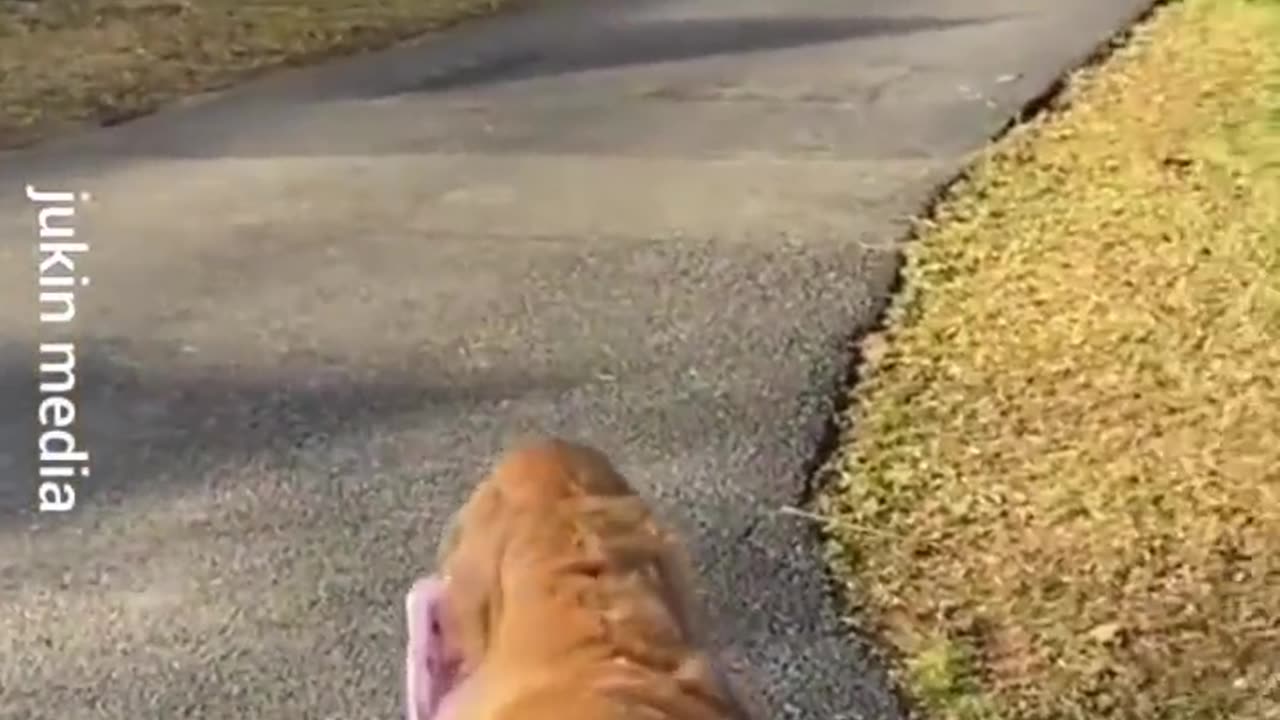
822 0 1280 718
0 0 521 149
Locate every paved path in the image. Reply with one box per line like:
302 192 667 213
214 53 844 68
0 1 1149 717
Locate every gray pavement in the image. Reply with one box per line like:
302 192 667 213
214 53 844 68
0 0 1150 718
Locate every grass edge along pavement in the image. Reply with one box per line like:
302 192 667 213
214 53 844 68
0 0 527 150
819 0 1280 718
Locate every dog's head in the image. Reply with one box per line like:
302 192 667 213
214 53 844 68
407 437 758 720
435 437 637 665
406 438 639 720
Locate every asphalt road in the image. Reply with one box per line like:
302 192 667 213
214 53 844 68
0 0 1150 718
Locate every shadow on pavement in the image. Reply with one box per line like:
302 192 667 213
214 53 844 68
363 14 1000 96
0 336 581 530
0 12 1002 169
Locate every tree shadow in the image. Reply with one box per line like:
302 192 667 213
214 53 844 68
0 11 1001 168
0 336 583 529
355 14 1000 97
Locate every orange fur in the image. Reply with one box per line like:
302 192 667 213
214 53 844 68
437 437 751 720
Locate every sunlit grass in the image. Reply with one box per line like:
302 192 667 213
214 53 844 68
0 0 519 148
824 0 1280 717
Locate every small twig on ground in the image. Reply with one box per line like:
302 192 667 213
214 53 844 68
776 505 903 541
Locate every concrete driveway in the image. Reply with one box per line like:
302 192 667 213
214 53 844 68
0 0 1150 717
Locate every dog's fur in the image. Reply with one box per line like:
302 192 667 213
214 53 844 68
410 437 751 720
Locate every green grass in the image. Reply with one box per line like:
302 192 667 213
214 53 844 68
822 0 1280 718
0 0 524 149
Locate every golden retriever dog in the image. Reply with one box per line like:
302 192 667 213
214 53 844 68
405 437 753 720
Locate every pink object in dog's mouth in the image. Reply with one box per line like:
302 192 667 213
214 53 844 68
405 575 464 720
